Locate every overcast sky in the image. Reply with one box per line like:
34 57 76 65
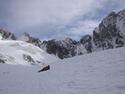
0 0 125 40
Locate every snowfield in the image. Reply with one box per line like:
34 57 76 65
0 46 125 94
0 40 58 65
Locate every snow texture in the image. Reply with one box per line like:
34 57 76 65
0 47 125 94
0 40 58 65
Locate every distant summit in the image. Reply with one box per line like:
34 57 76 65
0 29 16 40
19 32 42 47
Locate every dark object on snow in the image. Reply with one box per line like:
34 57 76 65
0 59 5 63
38 65 50 72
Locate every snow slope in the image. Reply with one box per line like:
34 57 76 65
0 40 58 65
0 47 125 94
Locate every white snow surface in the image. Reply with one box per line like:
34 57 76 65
0 46 125 94
0 40 58 65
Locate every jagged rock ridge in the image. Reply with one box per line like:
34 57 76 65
0 29 16 40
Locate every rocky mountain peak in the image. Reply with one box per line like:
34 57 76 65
0 29 16 40
20 32 42 47
93 8 125 50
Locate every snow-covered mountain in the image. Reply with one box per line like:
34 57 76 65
0 8 125 59
0 40 58 65
41 38 79 59
19 32 42 47
0 29 16 40
41 8 125 59
93 9 125 50
41 36 93 59
0 46 125 94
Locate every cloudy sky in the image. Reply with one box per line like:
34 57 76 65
0 0 125 40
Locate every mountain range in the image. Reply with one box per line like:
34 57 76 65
0 8 125 59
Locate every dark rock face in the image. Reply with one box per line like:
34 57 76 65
41 36 93 59
23 54 35 63
0 29 16 40
80 35 93 53
42 38 78 59
21 32 42 47
0 59 5 63
0 54 7 64
93 10 125 50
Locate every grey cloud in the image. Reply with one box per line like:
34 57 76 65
0 0 125 40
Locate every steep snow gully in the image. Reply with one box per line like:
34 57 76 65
0 47 125 94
